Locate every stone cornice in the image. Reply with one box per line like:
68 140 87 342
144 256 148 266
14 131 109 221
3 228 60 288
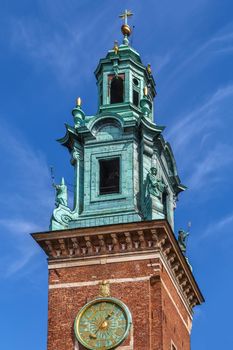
32 220 204 311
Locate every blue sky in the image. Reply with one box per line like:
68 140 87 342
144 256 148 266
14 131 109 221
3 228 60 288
0 0 233 349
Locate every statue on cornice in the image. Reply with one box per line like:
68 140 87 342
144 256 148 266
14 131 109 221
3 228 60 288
54 177 68 207
178 229 189 255
147 167 166 199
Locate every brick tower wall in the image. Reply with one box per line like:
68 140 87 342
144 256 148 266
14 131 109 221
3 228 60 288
47 258 192 350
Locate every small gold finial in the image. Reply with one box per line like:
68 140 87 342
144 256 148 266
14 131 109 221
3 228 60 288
119 9 133 37
99 280 110 297
76 97 82 107
113 40 119 55
147 64 152 75
144 86 148 96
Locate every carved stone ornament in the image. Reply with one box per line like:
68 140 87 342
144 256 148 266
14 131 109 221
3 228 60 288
54 177 68 207
61 214 72 224
178 229 189 255
50 203 78 231
147 167 166 199
71 149 81 165
33 221 204 310
99 280 111 297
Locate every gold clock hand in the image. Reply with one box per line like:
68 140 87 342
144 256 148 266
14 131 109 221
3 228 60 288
99 311 115 330
89 310 115 338
105 310 114 319
89 318 108 338
89 333 97 339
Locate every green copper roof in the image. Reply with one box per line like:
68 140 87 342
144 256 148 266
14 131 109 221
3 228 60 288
50 27 185 232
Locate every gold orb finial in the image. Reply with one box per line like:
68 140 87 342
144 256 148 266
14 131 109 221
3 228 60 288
76 97 82 107
119 9 133 37
121 24 131 36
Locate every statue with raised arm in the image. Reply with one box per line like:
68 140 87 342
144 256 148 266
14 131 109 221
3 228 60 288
54 177 68 207
147 167 166 199
178 229 189 255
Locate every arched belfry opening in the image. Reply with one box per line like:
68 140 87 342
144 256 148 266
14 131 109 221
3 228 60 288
110 76 124 104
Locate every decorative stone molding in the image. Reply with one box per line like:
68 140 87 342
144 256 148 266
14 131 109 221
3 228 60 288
32 219 204 311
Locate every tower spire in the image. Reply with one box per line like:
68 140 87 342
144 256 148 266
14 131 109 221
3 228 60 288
119 9 133 45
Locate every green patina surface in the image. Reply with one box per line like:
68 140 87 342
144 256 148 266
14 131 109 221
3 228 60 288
50 38 185 231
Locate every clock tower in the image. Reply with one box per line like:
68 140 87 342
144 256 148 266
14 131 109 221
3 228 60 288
32 10 204 350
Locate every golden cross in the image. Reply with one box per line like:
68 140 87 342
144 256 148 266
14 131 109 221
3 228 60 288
119 9 133 25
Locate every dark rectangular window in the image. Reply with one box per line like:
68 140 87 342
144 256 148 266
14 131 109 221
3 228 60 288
110 77 124 104
99 158 120 195
100 82 103 105
133 90 139 106
162 192 167 218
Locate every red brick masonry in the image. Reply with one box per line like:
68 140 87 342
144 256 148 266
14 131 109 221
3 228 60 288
32 220 204 350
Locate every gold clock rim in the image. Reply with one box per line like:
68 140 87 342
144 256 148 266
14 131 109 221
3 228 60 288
74 297 132 350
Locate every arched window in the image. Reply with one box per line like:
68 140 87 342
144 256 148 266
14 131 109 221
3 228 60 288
132 77 140 107
110 77 124 104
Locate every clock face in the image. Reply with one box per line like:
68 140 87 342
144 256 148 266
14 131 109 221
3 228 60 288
74 297 132 350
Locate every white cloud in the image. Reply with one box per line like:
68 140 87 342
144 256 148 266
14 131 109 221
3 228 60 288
0 120 53 213
165 84 233 192
167 84 233 147
145 52 171 74
0 120 52 277
188 144 233 190
0 217 45 278
201 212 233 238
9 7 111 85
166 28 233 84
5 247 37 277
0 219 43 236
10 18 82 82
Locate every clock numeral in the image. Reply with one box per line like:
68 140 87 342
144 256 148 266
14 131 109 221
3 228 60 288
99 302 106 311
115 328 125 337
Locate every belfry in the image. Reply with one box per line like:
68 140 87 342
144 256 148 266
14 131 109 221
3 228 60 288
33 10 204 350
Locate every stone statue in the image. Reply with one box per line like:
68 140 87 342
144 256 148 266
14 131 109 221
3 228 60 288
178 229 189 255
147 167 166 199
54 177 68 207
